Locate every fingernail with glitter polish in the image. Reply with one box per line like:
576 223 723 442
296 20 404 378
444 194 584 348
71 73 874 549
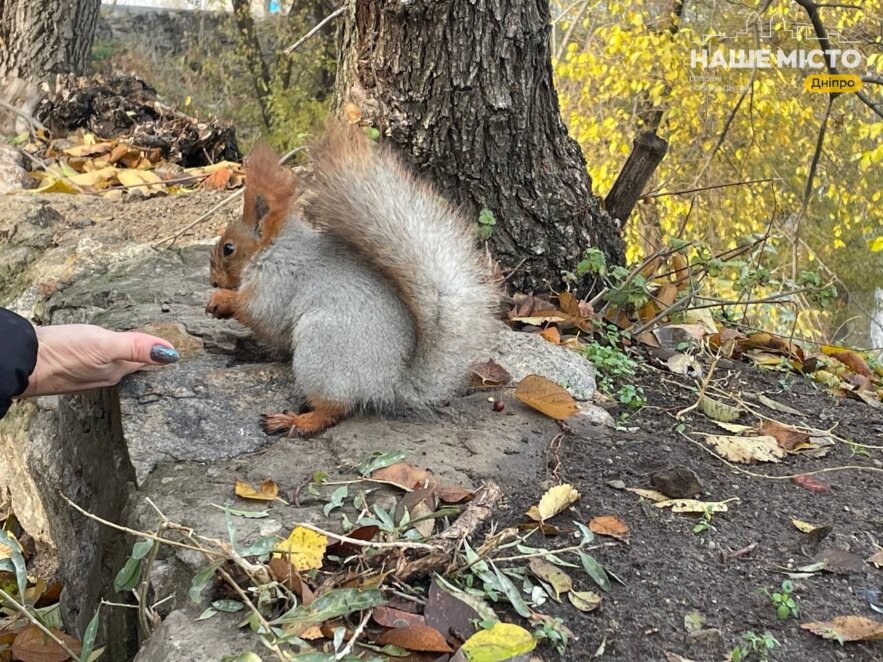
150 345 179 364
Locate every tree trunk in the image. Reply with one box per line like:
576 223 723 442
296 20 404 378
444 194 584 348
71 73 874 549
0 0 100 133
335 0 625 293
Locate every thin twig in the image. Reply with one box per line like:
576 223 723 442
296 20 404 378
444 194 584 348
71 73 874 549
336 609 372 659
60 492 225 557
284 5 345 55
291 522 438 551
642 178 780 200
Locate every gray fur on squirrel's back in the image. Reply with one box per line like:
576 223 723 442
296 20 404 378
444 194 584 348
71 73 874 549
240 130 496 409
242 222 416 409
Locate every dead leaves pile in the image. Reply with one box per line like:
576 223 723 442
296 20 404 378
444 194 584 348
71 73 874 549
15 130 243 198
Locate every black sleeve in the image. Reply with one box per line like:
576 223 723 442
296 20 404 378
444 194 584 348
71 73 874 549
0 308 38 420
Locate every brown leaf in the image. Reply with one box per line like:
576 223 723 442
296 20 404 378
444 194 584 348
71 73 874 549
375 624 453 653
325 525 379 556
588 515 630 542
656 281 678 307
511 292 558 314
373 606 426 629
671 253 690 286
792 474 830 493
201 166 232 190
866 550 883 567
557 292 594 332
800 615 883 642
759 421 810 451
234 479 278 501
822 346 872 378
469 359 512 387
11 624 81 662
432 484 474 504
371 463 433 490
740 332 803 361
513 375 579 420
540 326 561 344
267 558 315 605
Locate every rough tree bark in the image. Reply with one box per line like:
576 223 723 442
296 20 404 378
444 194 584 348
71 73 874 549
335 0 626 293
0 0 101 133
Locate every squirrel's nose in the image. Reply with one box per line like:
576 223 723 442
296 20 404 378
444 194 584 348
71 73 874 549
211 280 218 288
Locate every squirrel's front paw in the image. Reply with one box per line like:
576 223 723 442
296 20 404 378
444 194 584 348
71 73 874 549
206 289 237 319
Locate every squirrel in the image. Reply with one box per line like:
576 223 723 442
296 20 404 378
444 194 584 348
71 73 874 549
206 123 498 437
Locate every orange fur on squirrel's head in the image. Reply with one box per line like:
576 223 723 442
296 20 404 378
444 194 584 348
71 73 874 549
210 145 297 289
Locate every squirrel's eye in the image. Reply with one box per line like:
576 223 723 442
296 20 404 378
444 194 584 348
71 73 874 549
222 243 235 257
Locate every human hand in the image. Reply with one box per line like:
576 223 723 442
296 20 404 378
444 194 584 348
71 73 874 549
22 324 179 397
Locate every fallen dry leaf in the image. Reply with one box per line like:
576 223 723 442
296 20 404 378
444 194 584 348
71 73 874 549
267 558 314 605
654 498 737 514
371 463 433 490
760 421 810 451
791 518 821 533
526 483 580 522
700 434 785 463
755 393 803 416
470 359 512 387
800 615 883 642
234 479 279 501
375 624 453 653
514 374 579 420
822 346 872 378
699 396 742 423
588 515 630 542
540 326 562 344
458 622 536 659
624 487 669 502
373 606 426 629
528 558 573 599
11 624 82 662
568 589 602 612
866 550 883 568
792 474 830 493
273 527 327 571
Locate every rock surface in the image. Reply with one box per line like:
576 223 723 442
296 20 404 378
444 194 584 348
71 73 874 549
0 191 606 658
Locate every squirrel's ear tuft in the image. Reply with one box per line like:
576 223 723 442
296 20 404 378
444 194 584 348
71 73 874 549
243 144 296 238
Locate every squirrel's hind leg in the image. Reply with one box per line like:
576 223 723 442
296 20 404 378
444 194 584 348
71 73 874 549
260 399 348 438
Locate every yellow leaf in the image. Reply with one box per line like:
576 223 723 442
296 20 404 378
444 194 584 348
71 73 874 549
526 483 580 522
568 589 602 612
68 166 119 188
117 168 164 194
791 518 821 533
234 478 279 501
273 526 327 571
869 236 883 252
654 498 738 513
459 622 536 661
528 558 573 599
698 434 785 463
699 396 742 422
624 487 669 502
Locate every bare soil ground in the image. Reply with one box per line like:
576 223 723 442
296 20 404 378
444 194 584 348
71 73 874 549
499 360 882 661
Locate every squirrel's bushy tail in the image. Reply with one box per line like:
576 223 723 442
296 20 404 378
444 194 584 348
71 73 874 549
305 123 497 406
